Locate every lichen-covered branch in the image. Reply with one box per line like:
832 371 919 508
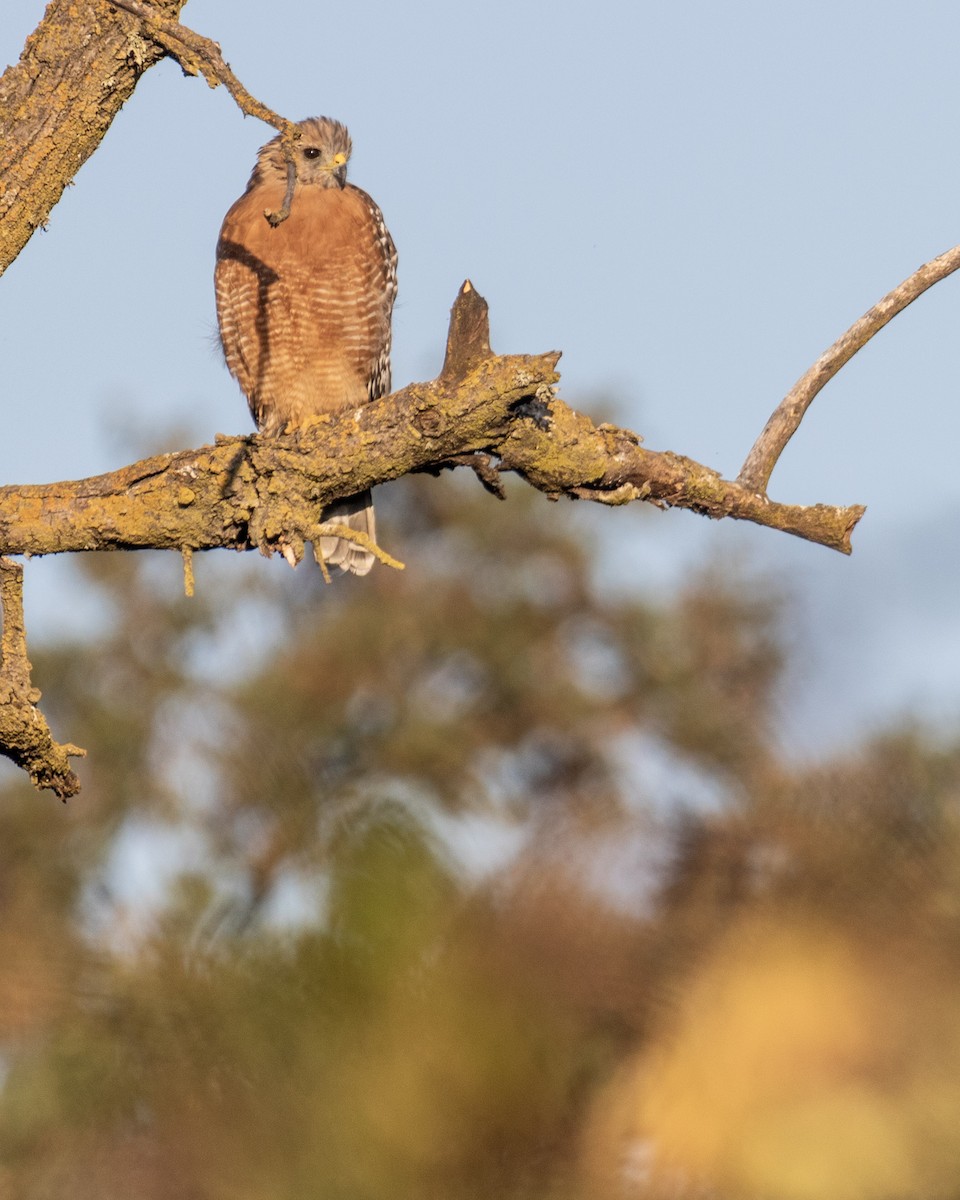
0 289 562 562
499 406 863 553
0 283 866 797
105 0 298 142
0 559 85 799
0 285 864 571
102 0 305 224
0 0 188 276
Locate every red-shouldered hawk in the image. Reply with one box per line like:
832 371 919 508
215 116 397 575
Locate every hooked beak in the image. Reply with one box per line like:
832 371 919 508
331 151 347 188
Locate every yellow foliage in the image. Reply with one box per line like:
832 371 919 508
583 914 960 1199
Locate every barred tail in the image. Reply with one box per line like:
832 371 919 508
318 490 376 576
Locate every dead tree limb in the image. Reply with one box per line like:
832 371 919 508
105 0 290 131
0 559 85 800
739 244 960 493
0 0 188 276
0 282 862 796
17 274 864 798
0 285 863 572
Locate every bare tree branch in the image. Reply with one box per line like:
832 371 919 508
0 286 863 569
739 244 960 493
0 288 561 562
105 0 304 224
417 454 508 500
0 275 864 794
105 0 297 137
0 559 85 799
0 0 188 276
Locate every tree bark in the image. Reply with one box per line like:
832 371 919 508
0 558 83 799
0 0 187 276
0 285 862 566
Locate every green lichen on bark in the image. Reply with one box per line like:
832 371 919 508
0 285 862 565
0 329 563 561
0 0 188 276
0 558 84 798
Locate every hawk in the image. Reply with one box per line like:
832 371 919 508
214 116 397 575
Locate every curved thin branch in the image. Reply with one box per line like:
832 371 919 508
265 153 300 229
106 0 302 225
106 0 297 138
739 243 960 493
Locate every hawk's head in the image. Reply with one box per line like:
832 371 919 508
250 116 352 190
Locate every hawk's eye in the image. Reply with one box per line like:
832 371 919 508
303 147 322 160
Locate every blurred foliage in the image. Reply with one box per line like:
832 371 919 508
1 476 960 1198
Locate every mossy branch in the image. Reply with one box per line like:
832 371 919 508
0 0 189 276
0 281 865 788
0 285 862 571
0 559 85 800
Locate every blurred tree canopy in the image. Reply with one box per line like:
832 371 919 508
1 476 959 1199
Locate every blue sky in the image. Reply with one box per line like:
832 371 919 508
3 0 960 754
